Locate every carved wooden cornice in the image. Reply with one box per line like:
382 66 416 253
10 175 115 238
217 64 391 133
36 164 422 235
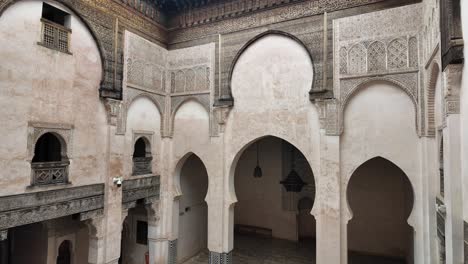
0 184 105 230
122 176 160 206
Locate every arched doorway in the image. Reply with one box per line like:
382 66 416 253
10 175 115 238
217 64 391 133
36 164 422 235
233 136 316 263
57 240 72 264
176 154 209 263
120 202 149 264
347 157 414 264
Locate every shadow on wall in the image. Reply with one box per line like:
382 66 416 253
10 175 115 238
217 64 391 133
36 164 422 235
347 157 414 263
177 154 209 263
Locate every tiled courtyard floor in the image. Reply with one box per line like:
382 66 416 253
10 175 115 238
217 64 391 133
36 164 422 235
182 234 406 264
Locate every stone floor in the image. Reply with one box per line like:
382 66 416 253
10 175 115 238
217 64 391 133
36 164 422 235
182 234 406 264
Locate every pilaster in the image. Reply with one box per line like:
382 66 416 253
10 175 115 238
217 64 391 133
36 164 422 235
315 133 341 264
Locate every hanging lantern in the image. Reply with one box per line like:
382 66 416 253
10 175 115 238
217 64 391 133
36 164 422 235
253 142 263 178
280 146 307 192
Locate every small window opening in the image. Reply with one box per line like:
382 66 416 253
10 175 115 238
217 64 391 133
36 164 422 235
136 221 148 245
42 3 70 27
133 138 147 158
32 133 62 162
40 3 71 53
31 133 69 186
132 137 153 176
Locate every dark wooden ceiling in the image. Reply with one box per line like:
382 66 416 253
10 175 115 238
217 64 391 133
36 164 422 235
134 0 219 12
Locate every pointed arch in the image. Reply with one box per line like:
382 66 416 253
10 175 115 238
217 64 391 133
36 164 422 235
227 135 316 210
173 151 210 199
124 92 164 135
226 30 315 103
170 97 210 137
345 156 415 262
341 78 419 134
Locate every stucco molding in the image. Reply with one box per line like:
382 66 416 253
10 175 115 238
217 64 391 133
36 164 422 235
27 121 74 162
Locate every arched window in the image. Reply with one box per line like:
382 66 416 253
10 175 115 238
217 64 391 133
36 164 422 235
56 240 72 264
132 137 152 176
31 133 69 186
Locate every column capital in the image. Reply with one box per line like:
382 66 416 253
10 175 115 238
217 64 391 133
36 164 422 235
85 217 106 239
146 200 161 226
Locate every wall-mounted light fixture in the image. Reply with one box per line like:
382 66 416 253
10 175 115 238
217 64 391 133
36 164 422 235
253 142 263 178
280 146 307 192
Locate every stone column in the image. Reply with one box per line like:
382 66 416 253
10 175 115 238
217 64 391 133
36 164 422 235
146 201 168 264
442 64 464 264
86 217 106 264
0 230 8 264
102 98 126 264
315 134 341 264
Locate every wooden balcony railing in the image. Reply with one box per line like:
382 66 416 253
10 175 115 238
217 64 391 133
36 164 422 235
31 161 69 186
132 157 153 176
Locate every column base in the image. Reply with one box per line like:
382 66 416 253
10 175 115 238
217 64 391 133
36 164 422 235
208 251 232 264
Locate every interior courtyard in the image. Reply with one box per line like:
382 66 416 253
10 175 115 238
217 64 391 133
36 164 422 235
0 0 467 264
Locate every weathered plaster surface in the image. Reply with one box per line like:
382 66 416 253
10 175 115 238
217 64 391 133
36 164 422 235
0 1 107 195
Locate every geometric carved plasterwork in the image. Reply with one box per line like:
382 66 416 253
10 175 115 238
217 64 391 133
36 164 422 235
170 66 210 93
342 36 417 76
409 37 419 68
339 47 348 74
388 38 408 69
367 41 386 72
348 44 367 74
125 32 167 93
127 58 165 93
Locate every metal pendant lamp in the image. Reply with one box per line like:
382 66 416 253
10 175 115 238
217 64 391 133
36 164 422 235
253 142 263 178
280 146 307 192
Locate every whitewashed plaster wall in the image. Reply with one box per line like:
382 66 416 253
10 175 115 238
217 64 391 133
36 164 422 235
177 155 209 263
334 5 427 263
341 82 421 262
461 0 468 224
124 97 162 178
224 34 321 251
0 1 107 195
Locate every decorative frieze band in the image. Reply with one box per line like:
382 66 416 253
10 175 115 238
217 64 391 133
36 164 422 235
122 176 160 205
0 184 104 230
